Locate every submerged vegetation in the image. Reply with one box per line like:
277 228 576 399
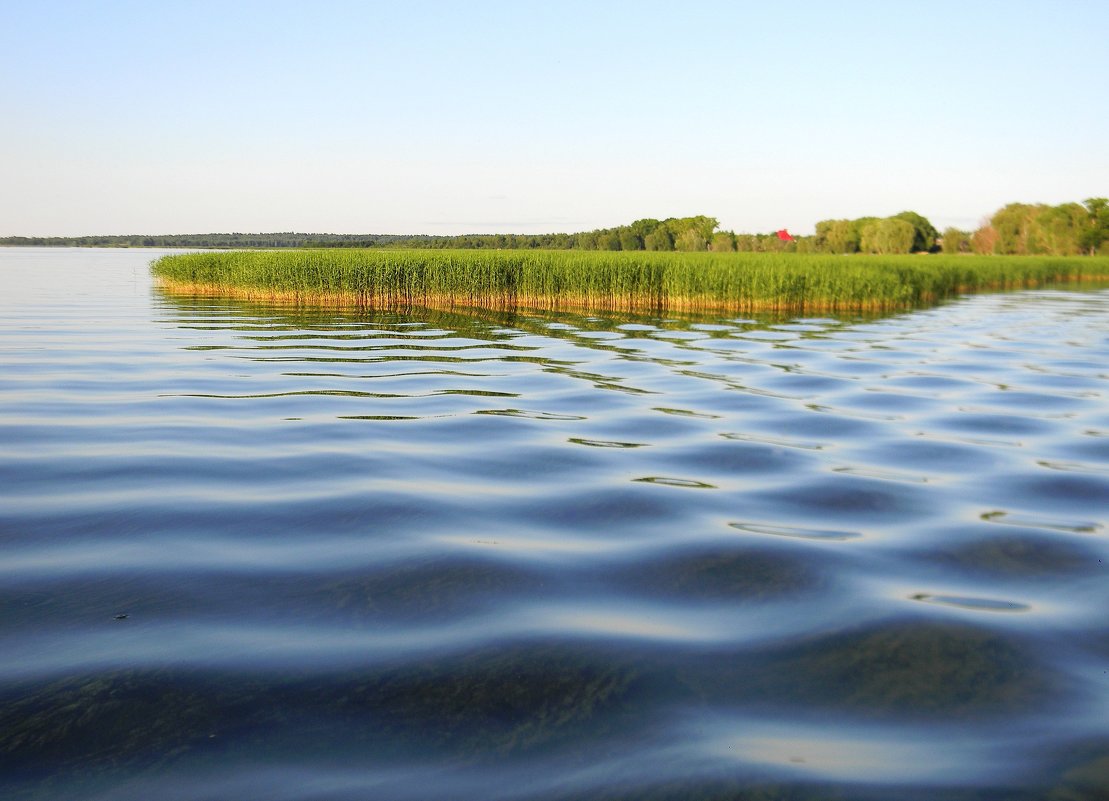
151 249 1109 314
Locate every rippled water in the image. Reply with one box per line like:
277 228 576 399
2 248 1108 800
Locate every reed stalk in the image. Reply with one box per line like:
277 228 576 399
151 250 1109 314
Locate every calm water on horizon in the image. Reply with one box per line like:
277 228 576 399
1 248 1107 800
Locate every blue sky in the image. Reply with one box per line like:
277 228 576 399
2 0 1106 236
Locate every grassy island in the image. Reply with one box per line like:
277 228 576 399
151 250 1109 314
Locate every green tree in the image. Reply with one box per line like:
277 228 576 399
941 227 970 254
619 230 643 250
710 231 736 252
794 236 817 253
687 215 719 240
675 229 708 251
644 228 674 251
1080 197 1109 255
892 211 940 252
599 231 622 250
734 234 758 252
661 216 718 244
575 232 598 250
991 203 1042 254
814 219 859 253
1034 203 1087 255
850 217 878 249
860 218 915 254
629 219 661 239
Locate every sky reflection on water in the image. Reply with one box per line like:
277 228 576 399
0 249 1107 800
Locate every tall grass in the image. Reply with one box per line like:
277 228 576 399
151 250 1109 314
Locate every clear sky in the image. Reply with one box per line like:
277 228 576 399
2 0 1106 236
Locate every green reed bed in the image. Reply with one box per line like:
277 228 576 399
151 250 1109 313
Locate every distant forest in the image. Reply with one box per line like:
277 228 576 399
3 199 1105 255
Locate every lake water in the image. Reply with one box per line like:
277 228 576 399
1 247 1107 801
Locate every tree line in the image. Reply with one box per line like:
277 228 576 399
809 211 938 254
0 232 421 249
2 199 1105 254
0 217 724 252
941 199 1108 256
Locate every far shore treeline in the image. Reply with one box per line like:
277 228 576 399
5 198 1107 256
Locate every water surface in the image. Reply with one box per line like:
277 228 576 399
1 248 1107 800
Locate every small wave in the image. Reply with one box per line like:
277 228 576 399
909 593 1030 613
633 476 717 489
728 522 862 541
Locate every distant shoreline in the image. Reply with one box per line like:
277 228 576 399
8 199 1109 257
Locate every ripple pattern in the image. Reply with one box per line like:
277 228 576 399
1 249 1108 800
